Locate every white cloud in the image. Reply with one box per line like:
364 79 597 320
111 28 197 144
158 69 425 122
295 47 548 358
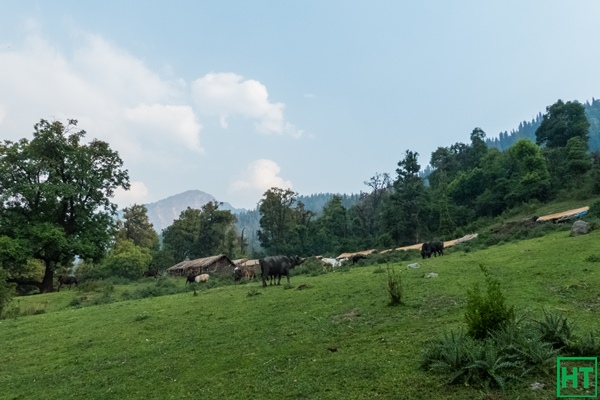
124 104 204 153
113 181 150 209
0 26 303 207
229 159 293 203
191 72 302 137
0 33 202 162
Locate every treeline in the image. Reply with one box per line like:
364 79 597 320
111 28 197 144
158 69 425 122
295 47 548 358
2 99 600 297
486 98 600 152
251 100 600 257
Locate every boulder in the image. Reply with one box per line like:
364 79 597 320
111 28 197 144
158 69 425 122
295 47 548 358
424 272 439 278
407 263 420 269
571 220 590 236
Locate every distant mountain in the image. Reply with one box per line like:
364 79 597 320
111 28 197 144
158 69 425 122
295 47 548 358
144 190 245 232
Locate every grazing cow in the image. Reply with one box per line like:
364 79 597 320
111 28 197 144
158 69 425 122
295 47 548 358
429 241 444 257
195 274 209 283
57 275 78 292
234 266 257 281
351 254 367 264
185 274 197 284
421 243 431 259
321 257 341 271
233 266 243 281
260 255 304 287
143 270 160 279
421 241 444 259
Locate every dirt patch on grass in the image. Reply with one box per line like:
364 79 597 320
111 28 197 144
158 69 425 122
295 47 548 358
417 294 462 316
332 308 361 324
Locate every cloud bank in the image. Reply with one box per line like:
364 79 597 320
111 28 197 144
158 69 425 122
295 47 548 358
0 26 301 207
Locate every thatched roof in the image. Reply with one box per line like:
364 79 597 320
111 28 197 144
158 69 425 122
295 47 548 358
167 254 235 274
379 233 480 254
233 258 248 266
536 206 589 222
240 259 260 267
336 249 377 259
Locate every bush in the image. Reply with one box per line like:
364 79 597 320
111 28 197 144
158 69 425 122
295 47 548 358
0 267 15 319
535 310 574 350
588 199 600 219
567 330 600 358
464 265 514 340
292 258 326 277
386 266 404 306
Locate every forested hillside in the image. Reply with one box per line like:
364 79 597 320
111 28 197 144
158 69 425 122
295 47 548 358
486 98 600 151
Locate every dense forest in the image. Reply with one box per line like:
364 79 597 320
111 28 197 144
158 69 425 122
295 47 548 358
486 98 600 151
2 99 600 294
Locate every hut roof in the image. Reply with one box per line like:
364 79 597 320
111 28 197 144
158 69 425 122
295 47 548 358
232 258 248 266
167 254 234 273
536 206 589 222
240 259 260 267
336 249 377 259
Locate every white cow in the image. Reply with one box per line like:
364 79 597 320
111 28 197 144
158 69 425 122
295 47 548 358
195 273 210 283
321 257 342 271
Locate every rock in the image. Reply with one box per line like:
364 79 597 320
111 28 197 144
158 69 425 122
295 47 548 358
407 263 420 269
571 220 590 236
424 272 438 278
529 382 544 390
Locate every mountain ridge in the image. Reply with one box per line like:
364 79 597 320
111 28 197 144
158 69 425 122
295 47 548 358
144 189 246 232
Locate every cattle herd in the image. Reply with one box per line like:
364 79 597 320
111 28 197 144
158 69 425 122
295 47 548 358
142 241 445 289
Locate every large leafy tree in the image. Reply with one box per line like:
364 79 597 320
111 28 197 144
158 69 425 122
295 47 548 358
506 139 551 204
536 99 590 148
257 187 299 254
162 207 202 262
117 204 159 250
162 202 238 263
196 201 237 258
257 187 315 255
0 119 129 292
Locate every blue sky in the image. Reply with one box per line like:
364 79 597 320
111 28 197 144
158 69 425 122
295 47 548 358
2 1 600 209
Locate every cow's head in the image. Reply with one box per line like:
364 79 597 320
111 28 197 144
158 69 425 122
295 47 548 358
292 256 305 267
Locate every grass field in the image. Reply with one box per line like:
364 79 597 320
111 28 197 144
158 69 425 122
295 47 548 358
1 228 600 400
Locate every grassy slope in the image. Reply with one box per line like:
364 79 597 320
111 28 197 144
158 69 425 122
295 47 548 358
2 229 600 400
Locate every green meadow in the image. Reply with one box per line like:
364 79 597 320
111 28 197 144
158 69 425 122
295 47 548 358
2 229 600 400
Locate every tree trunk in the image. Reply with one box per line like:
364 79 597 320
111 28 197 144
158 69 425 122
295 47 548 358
41 261 55 293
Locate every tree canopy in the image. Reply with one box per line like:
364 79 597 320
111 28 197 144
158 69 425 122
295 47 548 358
536 99 590 148
0 119 129 292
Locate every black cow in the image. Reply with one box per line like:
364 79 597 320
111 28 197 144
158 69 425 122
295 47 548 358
185 274 197 284
421 243 431 259
351 254 367 265
57 275 78 292
259 255 304 287
143 270 160 279
421 241 444 259
429 241 444 257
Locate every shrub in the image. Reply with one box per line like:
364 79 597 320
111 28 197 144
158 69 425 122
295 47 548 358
386 266 404 306
420 329 475 376
588 199 600 219
567 330 600 358
76 279 114 293
464 265 514 340
585 254 600 263
0 267 15 319
535 310 574 350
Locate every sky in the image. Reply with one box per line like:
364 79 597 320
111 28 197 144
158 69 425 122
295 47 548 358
1 1 600 210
